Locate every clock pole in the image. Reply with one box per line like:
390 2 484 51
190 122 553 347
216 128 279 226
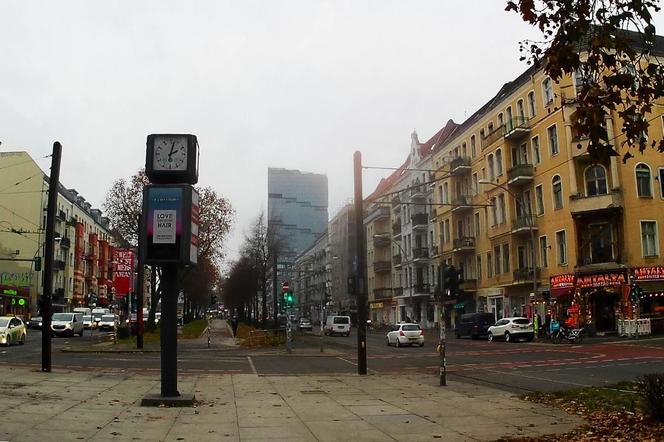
160 263 179 397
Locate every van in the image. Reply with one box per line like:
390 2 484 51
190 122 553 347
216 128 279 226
73 307 92 317
324 316 351 336
454 313 495 339
51 312 84 337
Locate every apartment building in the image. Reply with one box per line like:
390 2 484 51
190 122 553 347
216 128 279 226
293 231 329 324
0 152 115 316
432 52 664 334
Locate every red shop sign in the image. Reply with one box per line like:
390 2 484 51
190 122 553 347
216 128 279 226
550 274 575 289
577 272 626 289
633 266 664 282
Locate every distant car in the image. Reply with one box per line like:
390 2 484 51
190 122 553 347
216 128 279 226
28 316 43 330
455 313 495 339
98 315 117 331
386 323 424 347
487 317 534 342
0 316 27 346
83 315 95 330
298 318 313 331
51 312 84 337
324 315 351 336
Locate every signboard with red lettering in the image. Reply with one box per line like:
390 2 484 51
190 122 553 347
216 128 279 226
576 272 626 289
112 249 135 298
632 266 664 281
550 274 575 289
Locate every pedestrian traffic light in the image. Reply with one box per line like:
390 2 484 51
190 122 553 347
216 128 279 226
34 257 41 272
285 290 294 307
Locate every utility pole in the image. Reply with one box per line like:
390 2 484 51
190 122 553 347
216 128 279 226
136 215 144 349
353 151 368 375
41 141 62 373
272 252 278 328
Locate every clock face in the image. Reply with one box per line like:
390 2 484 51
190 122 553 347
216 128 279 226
153 136 188 171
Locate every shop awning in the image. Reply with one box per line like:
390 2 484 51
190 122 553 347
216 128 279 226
551 287 574 298
453 302 466 309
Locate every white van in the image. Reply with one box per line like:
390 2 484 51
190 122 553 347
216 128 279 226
51 312 84 337
73 307 92 317
324 316 351 336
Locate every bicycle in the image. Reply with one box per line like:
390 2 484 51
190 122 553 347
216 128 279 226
550 326 584 344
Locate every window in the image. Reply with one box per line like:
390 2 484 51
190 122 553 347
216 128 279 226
585 165 608 196
462 142 467 157
490 197 497 226
471 135 476 158
535 185 544 215
502 244 510 273
495 149 503 176
480 128 485 141
547 124 559 156
506 107 513 131
444 219 450 244
532 136 541 165
476 255 482 281
659 167 664 199
472 173 478 195
498 113 504 127
552 175 563 210
488 122 494 133
543 78 554 104
517 99 525 120
498 194 506 224
636 163 653 197
494 245 501 275
488 154 495 180
443 182 449 204
474 212 480 237
539 236 548 268
556 230 567 265
641 221 658 257
487 252 493 277
527 91 536 117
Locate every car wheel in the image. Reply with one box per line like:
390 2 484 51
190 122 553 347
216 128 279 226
395 338 401 348
505 332 511 343
488 332 494 342
419 343 424 347
19 334 25 345
5 335 10 346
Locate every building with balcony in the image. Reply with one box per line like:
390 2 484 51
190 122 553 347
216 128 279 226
429 32 664 334
293 231 329 324
327 204 356 316
0 151 116 316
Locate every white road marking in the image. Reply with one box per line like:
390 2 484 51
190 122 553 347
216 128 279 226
247 356 257 375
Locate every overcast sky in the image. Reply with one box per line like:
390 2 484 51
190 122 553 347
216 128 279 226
2 1 663 268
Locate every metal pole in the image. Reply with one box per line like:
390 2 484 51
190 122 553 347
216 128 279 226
272 252 278 329
160 263 179 397
438 236 446 386
320 301 325 352
354 151 368 375
41 141 62 373
286 302 292 353
137 215 144 349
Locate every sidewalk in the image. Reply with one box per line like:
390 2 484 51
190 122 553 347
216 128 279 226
0 365 582 442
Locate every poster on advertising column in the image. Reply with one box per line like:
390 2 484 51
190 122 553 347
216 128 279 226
144 186 183 263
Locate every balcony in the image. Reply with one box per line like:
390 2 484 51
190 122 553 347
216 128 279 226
412 247 430 262
430 245 439 257
569 190 623 218
507 163 534 186
373 288 393 301
481 126 504 150
373 261 392 274
451 195 473 213
373 235 391 248
56 210 66 221
365 205 390 224
66 217 78 227
511 215 538 233
409 184 426 200
452 236 476 252
394 287 404 297
504 116 531 141
411 212 429 229
54 260 66 271
460 279 477 291
392 254 402 266
392 221 402 237
413 283 432 295
450 156 471 175
59 237 71 249
392 194 401 211
513 267 541 282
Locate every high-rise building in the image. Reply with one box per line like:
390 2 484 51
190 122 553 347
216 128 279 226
268 168 328 307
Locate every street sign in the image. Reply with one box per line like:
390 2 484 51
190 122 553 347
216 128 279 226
282 281 290 293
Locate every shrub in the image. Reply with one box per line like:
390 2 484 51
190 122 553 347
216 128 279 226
637 373 664 422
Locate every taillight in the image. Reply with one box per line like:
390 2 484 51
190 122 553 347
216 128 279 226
420 330 424 336
399 330 405 336
510 324 519 329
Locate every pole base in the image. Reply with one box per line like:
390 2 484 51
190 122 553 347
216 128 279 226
141 393 195 407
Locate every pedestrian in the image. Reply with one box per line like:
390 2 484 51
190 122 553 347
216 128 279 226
231 316 239 337
536 313 543 338
544 313 551 338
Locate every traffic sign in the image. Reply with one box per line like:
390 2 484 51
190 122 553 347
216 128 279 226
282 281 290 293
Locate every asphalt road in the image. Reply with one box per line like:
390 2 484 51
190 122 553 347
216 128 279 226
3 326 664 394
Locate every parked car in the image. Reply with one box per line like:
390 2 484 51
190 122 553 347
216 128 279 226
28 316 43 330
298 318 313 331
324 315 351 336
386 323 424 347
83 315 95 330
98 315 117 331
0 316 26 346
51 312 84 337
455 313 495 339
487 317 534 342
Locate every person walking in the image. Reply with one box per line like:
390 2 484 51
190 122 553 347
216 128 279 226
230 316 239 337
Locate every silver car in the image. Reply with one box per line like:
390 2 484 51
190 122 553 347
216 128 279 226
0 316 27 346
386 323 424 347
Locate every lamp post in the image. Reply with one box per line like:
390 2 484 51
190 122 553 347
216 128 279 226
479 179 538 323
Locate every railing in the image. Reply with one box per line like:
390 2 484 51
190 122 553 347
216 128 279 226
56 210 66 221
513 267 540 281
54 260 66 271
512 215 537 230
373 289 393 300
507 163 534 182
453 236 476 249
481 125 505 149
59 237 71 248
504 116 530 137
450 156 471 172
452 195 473 207
411 212 428 226
412 248 429 259
413 283 431 294
66 217 78 227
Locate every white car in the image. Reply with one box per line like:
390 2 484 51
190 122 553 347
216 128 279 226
98 315 118 331
386 323 424 347
487 317 534 342
0 316 27 346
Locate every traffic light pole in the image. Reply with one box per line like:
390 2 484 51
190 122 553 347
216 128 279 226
353 151 368 375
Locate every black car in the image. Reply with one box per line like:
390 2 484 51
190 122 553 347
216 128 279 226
28 316 43 329
455 313 495 339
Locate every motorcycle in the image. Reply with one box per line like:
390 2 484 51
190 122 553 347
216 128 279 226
551 326 584 344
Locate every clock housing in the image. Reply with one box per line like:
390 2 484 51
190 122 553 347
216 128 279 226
146 134 199 184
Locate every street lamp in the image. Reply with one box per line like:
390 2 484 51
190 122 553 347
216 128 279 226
478 179 538 321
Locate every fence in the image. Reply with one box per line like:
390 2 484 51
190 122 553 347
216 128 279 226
618 319 652 336
245 328 287 347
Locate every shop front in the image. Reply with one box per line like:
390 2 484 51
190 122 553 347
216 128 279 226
477 287 505 322
0 271 33 318
632 266 664 334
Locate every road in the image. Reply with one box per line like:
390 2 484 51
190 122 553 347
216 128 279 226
3 325 664 394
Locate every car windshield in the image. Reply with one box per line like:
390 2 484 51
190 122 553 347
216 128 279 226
53 313 73 321
0 318 9 327
101 315 115 321
513 318 530 325
333 317 349 324
83 315 92 321
402 325 420 331
31 316 42 321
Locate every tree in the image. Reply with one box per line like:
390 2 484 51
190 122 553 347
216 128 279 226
103 170 150 247
222 256 256 321
506 0 664 162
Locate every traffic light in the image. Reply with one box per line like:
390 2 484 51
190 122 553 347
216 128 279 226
34 257 42 272
285 290 294 307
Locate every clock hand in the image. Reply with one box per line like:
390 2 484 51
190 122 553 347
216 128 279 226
168 142 176 158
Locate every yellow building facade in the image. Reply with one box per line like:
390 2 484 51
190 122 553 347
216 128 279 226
432 63 664 334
